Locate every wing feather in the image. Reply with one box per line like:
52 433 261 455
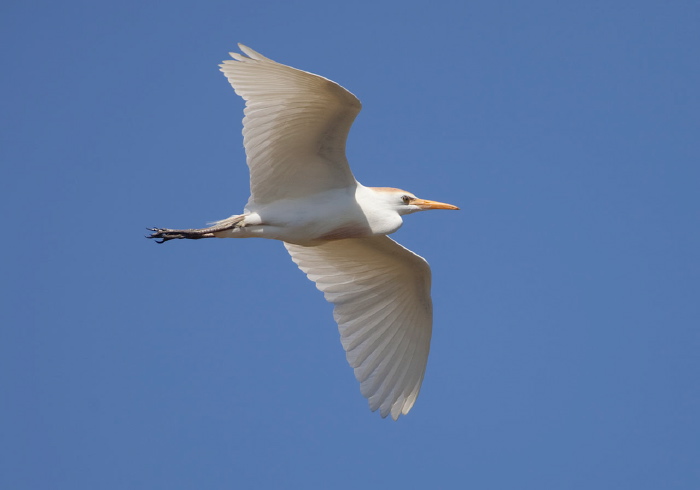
284 236 433 420
220 45 361 205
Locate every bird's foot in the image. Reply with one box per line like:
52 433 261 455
147 227 215 243
147 215 246 244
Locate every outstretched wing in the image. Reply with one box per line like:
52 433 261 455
220 45 361 206
284 236 433 420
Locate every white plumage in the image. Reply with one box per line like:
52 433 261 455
222 45 360 206
149 45 458 420
285 237 432 419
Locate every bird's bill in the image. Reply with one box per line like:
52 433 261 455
412 198 460 210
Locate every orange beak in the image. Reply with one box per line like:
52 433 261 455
412 198 460 210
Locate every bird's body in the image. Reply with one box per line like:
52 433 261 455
212 185 409 244
149 45 458 420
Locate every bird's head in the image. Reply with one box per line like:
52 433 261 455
370 187 460 216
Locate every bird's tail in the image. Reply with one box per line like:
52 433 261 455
208 213 247 229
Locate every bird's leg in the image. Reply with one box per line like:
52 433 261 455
147 215 246 244
147 227 218 243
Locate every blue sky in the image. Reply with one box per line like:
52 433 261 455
2 1 699 488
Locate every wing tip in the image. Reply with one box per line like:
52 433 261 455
220 43 272 66
237 43 270 61
376 398 415 421
367 390 418 421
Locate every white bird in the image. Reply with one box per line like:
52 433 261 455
149 45 459 420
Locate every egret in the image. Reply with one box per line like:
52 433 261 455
148 45 459 420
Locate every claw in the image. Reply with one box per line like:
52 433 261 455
147 227 169 243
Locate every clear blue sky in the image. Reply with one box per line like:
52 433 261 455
2 1 698 488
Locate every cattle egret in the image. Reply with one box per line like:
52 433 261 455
148 45 459 420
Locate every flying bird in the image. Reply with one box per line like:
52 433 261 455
148 45 458 420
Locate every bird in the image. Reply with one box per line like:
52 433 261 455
148 44 459 420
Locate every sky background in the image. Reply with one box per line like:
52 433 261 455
2 1 699 488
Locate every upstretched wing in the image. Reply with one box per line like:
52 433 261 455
284 236 433 420
220 45 361 206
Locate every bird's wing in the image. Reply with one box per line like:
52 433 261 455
284 236 433 420
220 45 361 205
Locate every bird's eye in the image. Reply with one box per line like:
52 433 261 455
401 195 412 205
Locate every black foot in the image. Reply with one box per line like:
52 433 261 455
146 227 209 243
147 216 246 243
